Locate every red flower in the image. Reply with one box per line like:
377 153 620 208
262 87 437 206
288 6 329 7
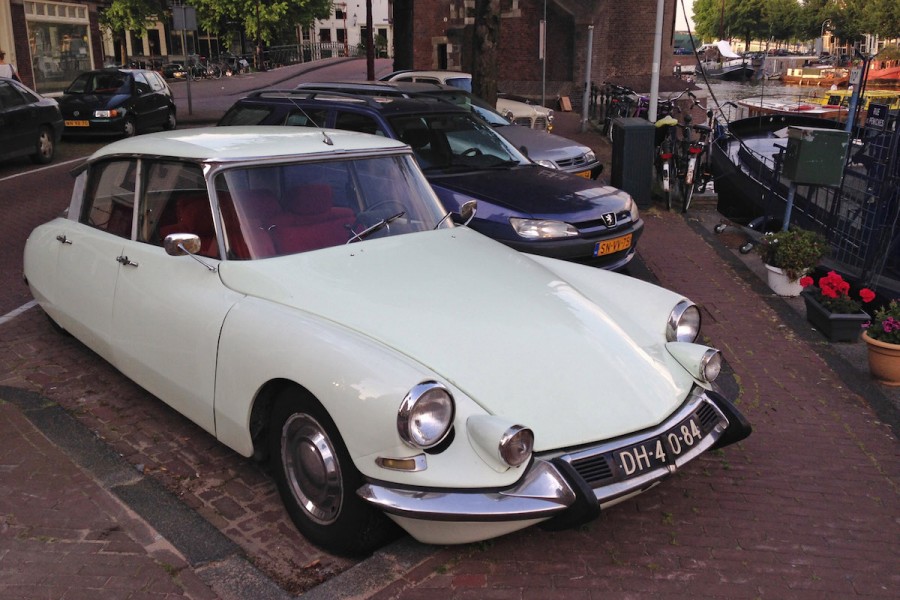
860 288 876 303
799 276 814 288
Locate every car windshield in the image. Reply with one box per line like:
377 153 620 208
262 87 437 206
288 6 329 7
67 72 131 95
420 90 512 127
444 77 473 92
214 153 449 259
391 113 526 172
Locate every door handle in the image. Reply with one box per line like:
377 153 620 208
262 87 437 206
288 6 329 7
56 234 73 245
116 255 139 267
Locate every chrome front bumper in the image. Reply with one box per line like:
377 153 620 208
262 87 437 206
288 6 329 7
358 389 750 524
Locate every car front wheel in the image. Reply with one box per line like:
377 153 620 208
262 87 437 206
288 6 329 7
31 126 55 164
268 390 397 556
123 116 137 137
163 109 176 131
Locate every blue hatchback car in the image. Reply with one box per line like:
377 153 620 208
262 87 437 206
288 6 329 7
58 68 176 137
219 90 643 270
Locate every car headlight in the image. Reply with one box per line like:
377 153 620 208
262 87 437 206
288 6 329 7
499 426 534 467
666 300 701 342
467 415 534 470
510 218 578 239
627 195 640 221
397 382 455 449
584 150 597 163
533 159 559 169
666 343 722 383
93 109 121 118
546 109 554 122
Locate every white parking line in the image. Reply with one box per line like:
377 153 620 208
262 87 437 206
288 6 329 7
0 157 84 183
0 300 37 327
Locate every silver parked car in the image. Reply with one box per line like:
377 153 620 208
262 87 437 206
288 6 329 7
295 80 602 179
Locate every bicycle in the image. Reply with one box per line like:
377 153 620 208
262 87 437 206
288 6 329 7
188 56 222 81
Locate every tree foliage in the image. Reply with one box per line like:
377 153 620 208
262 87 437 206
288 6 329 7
99 0 167 36
690 0 900 48
100 0 332 50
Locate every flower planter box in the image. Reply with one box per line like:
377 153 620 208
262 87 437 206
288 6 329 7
802 292 869 343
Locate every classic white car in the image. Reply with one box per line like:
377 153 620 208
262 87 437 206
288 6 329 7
23 127 751 556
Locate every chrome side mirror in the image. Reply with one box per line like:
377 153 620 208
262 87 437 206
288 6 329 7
458 200 477 226
164 233 201 256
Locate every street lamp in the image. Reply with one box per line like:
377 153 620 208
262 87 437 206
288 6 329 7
819 19 831 56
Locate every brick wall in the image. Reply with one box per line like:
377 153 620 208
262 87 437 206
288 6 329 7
404 0 677 101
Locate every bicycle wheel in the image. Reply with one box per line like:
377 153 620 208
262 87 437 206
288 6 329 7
211 65 222 79
681 177 695 213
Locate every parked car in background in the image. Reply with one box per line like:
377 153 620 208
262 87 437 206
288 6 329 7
295 81 602 179
219 89 642 269
159 63 187 80
58 68 176 137
23 126 751 556
0 77 63 164
380 70 555 131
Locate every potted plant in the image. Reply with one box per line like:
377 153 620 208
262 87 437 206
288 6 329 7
862 299 900 386
799 271 874 342
756 228 828 296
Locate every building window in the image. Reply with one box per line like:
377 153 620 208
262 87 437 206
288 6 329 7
25 1 92 94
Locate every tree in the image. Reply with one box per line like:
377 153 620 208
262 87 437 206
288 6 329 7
471 0 500 105
99 0 167 64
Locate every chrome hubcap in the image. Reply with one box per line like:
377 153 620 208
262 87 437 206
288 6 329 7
281 413 342 525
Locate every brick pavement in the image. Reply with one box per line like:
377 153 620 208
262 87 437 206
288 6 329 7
0 67 897 599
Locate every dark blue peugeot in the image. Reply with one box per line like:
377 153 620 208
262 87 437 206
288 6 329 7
219 90 643 269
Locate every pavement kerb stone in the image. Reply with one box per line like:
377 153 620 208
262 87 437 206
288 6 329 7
0 385 293 600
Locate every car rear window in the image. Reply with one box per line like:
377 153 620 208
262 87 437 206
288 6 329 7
219 105 274 126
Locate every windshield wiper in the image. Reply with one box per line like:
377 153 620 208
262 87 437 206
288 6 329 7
347 211 406 243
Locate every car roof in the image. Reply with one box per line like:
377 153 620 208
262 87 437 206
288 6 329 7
384 70 472 81
87 126 409 162
237 88 471 117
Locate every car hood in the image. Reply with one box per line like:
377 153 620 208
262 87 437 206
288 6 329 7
428 166 630 219
494 125 593 162
59 93 128 112
218 228 688 449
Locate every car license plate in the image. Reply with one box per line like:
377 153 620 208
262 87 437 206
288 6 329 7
594 234 632 257
616 414 704 477
65 120 90 127
575 170 591 179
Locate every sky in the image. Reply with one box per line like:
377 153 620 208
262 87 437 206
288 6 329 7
675 0 696 32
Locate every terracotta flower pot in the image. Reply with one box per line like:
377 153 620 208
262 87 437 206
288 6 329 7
862 330 900 386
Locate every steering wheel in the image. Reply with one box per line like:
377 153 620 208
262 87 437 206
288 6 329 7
461 147 483 157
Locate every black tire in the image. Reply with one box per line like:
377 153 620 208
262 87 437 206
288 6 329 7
163 109 177 131
30 125 55 164
268 389 398 556
123 116 137 137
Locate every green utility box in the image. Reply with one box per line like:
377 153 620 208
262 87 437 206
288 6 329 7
782 126 850 186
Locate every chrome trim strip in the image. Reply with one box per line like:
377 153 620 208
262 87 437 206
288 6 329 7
358 390 729 523
357 460 575 522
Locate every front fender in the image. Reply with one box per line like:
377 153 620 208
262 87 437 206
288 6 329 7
214 296 525 489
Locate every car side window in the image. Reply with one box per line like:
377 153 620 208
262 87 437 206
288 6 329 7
133 72 152 94
145 72 165 92
0 81 26 108
219 106 272 126
82 160 137 239
284 108 327 127
334 111 385 136
140 161 219 259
